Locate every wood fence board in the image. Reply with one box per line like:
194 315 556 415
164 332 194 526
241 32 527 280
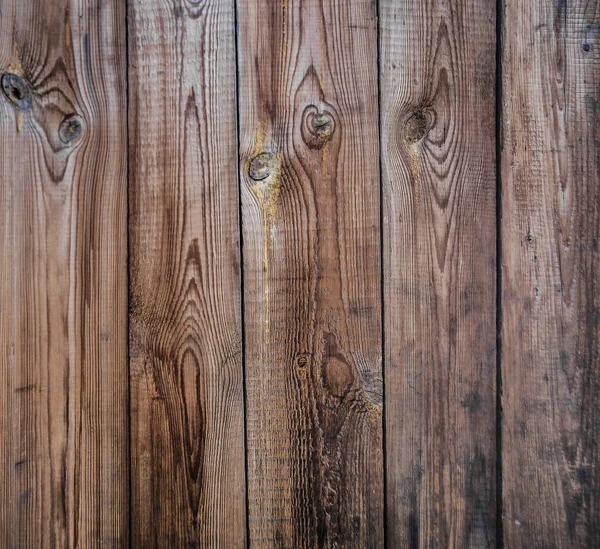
237 0 384 546
128 0 246 546
501 0 600 546
0 0 129 546
380 1 498 547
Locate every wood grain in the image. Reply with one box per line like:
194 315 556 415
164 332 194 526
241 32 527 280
237 0 384 547
501 0 600 546
380 1 498 547
0 0 128 546
128 0 246 546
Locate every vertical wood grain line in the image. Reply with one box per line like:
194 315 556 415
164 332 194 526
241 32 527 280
375 0 389 547
495 1 504 547
232 0 252 545
125 0 132 546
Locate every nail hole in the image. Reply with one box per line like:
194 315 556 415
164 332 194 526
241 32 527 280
583 43 591 52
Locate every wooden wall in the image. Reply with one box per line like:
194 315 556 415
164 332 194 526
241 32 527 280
0 0 598 547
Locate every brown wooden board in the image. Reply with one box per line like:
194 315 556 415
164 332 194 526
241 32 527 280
128 0 247 546
501 0 600 546
0 0 129 546
380 1 498 547
236 0 384 546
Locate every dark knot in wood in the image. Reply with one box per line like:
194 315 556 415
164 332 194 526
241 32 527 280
59 114 84 144
295 354 310 368
1 73 32 111
403 109 430 144
310 112 334 139
302 105 336 148
248 151 275 181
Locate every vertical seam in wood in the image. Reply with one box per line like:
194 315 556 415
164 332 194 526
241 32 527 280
375 1 388 547
125 0 132 545
232 0 250 546
495 0 504 547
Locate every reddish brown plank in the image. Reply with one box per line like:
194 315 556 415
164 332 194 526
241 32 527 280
380 1 498 547
501 0 600 546
128 0 247 546
0 0 129 546
237 0 384 546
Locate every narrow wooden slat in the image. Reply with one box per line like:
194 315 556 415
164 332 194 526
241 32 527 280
237 0 383 546
0 0 128 546
380 1 497 547
128 0 246 546
501 0 600 546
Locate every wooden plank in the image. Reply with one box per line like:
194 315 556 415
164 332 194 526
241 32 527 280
0 0 128 546
380 1 498 547
237 0 383 546
128 0 246 546
501 0 600 546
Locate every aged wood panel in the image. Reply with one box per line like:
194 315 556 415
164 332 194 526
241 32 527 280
501 0 600 546
128 0 246 546
237 0 384 546
0 0 128 547
380 1 498 547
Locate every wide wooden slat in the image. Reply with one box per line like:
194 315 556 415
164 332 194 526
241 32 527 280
128 0 246 546
237 0 384 546
380 1 498 547
0 0 128 546
501 0 600 546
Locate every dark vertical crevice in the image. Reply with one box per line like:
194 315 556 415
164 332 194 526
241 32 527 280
495 0 504 547
375 0 388 547
124 0 132 546
232 0 251 546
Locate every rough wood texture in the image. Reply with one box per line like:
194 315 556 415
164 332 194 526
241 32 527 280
237 0 384 546
128 0 246 546
380 1 497 547
0 0 128 547
501 0 600 546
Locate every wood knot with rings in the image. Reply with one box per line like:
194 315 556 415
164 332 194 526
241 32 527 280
302 104 336 149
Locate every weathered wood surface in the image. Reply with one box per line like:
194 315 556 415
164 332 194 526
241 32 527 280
501 0 600 546
2 0 600 546
128 0 246 546
380 1 498 547
0 0 129 547
237 0 384 546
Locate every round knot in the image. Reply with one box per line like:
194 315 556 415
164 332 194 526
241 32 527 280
1 73 32 110
310 112 334 139
403 109 430 144
302 105 336 148
248 151 275 181
295 354 310 368
59 114 84 145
